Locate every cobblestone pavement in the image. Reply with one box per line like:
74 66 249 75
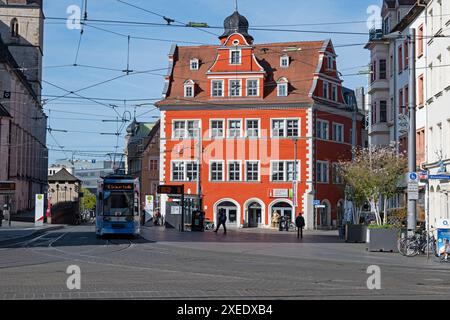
0 225 449 300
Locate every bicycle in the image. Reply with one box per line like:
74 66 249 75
399 230 436 257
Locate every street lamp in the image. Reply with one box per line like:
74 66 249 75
382 30 417 235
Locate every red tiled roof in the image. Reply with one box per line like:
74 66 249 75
156 40 328 107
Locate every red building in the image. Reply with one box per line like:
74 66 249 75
156 10 364 230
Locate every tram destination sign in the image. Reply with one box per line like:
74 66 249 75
104 183 134 191
157 185 184 195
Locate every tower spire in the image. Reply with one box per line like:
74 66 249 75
235 0 238 11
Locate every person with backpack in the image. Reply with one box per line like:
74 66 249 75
295 212 306 239
214 208 227 234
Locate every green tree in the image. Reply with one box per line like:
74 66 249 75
339 146 407 226
80 188 96 212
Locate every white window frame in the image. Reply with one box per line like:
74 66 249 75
245 160 260 182
210 160 225 182
230 49 242 65
286 119 300 138
277 82 288 97
229 79 242 97
190 58 199 71
172 119 201 139
280 55 290 68
227 119 243 138
323 81 329 99
171 160 199 182
171 161 185 182
209 119 225 139
184 82 194 98
332 84 337 101
245 118 260 138
173 120 186 139
185 161 199 182
332 163 344 184
227 160 242 182
270 160 301 182
317 119 329 140
271 119 285 138
332 123 344 143
317 161 330 184
246 79 259 97
271 118 300 138
211 80 224 97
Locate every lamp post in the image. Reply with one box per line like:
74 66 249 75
292 137 298 221
382 30 417 235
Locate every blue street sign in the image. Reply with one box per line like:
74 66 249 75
313 200 321 206
429 174 450 180
409 172 418 181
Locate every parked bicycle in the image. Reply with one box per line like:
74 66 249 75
398 229 436 257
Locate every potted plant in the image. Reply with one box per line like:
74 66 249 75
339 146 407 246
366 224 400 252
345 222 368 243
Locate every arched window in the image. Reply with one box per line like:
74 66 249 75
276 77 289 97
10 18 19 38
184 79 195 98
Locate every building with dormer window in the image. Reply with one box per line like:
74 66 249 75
156 9 364 230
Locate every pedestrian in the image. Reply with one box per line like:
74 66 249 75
279 215 285 231
3 204 10 227
214 209 227 234
295 212 305 239
0 206 3 227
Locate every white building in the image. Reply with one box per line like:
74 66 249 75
425 0 450 226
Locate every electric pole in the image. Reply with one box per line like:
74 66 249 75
407 28 417 236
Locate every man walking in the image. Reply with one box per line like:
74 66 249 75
295 212 305 239
214 208 227 234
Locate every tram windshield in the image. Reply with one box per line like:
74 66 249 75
103 191 134 216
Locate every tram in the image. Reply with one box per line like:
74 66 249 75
96 174 140 237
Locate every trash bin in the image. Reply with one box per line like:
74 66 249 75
191 210 205 232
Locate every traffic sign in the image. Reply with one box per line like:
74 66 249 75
407 172 419 200
313 200 321 206
429 174 450 180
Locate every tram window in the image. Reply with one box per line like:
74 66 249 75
104 191 133 216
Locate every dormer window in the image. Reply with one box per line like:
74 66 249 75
190 58 199 70
277 78 289 97
230 49 241 65
280 55 290 68
327 55 335 70
184 80 195 98
10 18 19 38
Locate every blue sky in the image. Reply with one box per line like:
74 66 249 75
43 0 380 164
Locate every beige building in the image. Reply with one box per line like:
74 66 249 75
0 0 47 214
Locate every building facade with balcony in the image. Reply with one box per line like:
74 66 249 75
156 10 364 230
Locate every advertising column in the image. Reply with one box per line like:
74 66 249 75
35 194 44 227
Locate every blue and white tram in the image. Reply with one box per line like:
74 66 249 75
96 174 140 237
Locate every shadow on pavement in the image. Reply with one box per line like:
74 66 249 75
141 227 345 244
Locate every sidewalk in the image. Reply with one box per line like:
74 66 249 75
0 221 65 245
